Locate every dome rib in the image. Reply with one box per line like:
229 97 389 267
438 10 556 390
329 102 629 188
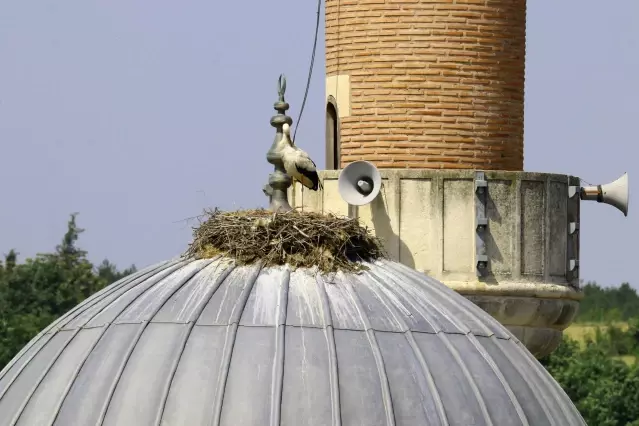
0 257 587 426
56 259 211 426
62 260 188 331
508 338 583 425
376 262 532 424
0 259 182 422
214 262 263 426
47 320 108 425
515 339 583 424
379 262 531 423
94 258 215 426
383 261 572 424
269 267 290 426
0 259 174 386
312 274 341 426
494 339 561 424
155 259 237 425
9 316 82 425
0 259 180 426
381 261 583 425
380 261 501 336
370 263 466 335
373 261 582 426
465 334 530 425
82 260 194 329
352 272 448 424
340 275 396 426
21 259 209 425
370 263 494 425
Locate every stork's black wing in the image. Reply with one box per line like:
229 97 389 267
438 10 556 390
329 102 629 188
296 164 321 191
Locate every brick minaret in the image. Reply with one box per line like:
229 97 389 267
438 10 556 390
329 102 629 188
325 0 526 170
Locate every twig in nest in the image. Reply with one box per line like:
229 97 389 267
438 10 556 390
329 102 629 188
184 208 386 273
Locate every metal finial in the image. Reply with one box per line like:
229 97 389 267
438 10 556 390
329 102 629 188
277 74 287 103
265 74 294 212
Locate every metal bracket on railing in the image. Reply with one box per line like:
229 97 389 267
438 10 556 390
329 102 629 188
567 177 581 286
568 186 580 199
569 259 579 272
475 171 489 277
569 221 579 235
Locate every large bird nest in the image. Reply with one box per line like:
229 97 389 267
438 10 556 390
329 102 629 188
184 208 386 273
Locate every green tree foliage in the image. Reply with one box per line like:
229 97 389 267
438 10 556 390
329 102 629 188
577 281 639 322
96 259 137 285
541 281 639 424
540 336 639 426
0 214 136 371
590 320 639 357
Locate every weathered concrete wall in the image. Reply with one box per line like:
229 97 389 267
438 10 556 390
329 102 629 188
290 169 583 358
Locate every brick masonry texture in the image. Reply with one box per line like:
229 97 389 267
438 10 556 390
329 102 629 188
326 0 526 170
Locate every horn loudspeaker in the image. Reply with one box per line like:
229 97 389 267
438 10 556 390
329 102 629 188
580 172 629 216
338 161 382 206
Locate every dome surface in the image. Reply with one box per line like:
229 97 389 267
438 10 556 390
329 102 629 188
0 257 585 426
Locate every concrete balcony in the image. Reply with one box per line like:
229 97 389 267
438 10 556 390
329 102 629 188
289 169 583 358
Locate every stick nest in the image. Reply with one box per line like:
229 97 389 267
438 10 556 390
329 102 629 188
184 208 386 273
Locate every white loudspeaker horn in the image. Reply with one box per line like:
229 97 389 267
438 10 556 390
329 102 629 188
338 160 382 206
580 172 629 216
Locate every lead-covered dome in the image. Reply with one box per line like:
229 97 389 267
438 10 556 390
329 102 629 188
0 256 585 426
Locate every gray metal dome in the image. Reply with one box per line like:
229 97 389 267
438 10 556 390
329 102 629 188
0 256 585 426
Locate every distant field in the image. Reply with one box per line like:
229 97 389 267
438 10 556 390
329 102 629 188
613 355 638 366
564 322 637 366
564 322 629 341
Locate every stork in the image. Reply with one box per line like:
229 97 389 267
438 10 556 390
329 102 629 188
279 123 323 191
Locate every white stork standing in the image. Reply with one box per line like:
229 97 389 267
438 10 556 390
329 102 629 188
279 123 323 191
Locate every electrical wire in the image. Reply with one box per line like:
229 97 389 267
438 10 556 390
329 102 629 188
293 0 322 142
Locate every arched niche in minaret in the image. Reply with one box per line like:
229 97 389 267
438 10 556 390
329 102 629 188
325 95 340 170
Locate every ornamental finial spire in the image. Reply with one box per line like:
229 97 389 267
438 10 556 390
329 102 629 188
264 74 294 212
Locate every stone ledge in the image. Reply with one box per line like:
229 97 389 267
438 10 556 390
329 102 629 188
446 280 583 301
507 326 564 359
464 294 579 331
317 169 571 182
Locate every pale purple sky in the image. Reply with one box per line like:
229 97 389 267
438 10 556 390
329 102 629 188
0 1 637 287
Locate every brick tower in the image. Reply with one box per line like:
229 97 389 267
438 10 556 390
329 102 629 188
324 0 526 171
294 0 584 359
